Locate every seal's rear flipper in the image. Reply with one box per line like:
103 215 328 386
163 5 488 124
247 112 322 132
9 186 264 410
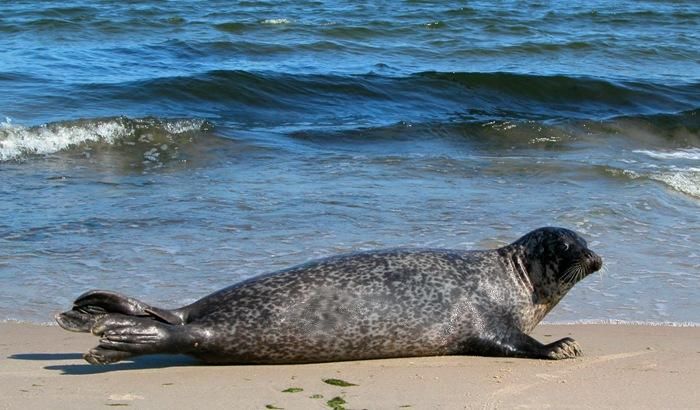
55 309 100 333
83 314 198 365
83 347 135 365
55 290 183 333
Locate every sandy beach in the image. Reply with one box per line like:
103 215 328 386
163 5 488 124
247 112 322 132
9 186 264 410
1 323 698 409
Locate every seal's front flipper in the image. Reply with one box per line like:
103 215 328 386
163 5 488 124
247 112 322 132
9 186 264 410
55 290 183 333
504 333 582 359
540 337 582 359
462 331 582 360
84 314 197 365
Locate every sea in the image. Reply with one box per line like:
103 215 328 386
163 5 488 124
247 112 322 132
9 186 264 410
1 1 698 326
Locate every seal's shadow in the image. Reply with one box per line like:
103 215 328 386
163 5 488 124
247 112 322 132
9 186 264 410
9 353 198 375
10 353 83 361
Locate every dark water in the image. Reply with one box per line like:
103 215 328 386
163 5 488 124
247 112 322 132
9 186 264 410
1 1 699 324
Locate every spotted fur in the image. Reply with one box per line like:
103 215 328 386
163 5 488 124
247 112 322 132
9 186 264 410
56 227 602 365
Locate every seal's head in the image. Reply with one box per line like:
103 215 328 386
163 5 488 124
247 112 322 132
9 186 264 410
510 227 602 302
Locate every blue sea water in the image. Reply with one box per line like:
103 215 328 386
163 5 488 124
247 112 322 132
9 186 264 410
1 1 698 325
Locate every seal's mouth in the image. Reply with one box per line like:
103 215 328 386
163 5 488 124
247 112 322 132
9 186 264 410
586 250 603 273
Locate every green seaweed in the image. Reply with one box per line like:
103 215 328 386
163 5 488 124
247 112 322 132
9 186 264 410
326 396 347 410
309 394 324 399
282 387 303 393
265 405 283 410
322 378 357 387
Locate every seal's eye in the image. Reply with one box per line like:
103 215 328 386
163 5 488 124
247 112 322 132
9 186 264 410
559 242 570 252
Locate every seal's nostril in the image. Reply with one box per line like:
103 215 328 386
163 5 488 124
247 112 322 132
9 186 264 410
588 253 602 271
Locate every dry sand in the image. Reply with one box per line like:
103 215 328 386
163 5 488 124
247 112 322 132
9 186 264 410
1 323 698 409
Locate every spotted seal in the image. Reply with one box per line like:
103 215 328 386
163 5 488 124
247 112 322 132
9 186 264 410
55 227 602 365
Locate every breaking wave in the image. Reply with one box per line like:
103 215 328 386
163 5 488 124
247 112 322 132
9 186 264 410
0 116 212 162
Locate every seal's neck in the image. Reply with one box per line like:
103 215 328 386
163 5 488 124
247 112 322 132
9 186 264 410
502 244 571 307
508 248 534 294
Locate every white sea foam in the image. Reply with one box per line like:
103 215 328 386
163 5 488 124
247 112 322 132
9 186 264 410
634 148 700 160
260 18 290 25
0 318 57 326
543 319 699 327
0 118 129 161
0 117 206 161
650 168 700 198
608 166 700 199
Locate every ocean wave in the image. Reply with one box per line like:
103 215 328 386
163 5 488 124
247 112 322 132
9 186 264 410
0 116 211 162
580 109 700 148
419 72 699 115
604 166 700 199
650 169 700 198
2 109 697 178
289 119 578 149
546 8 700 24
499 40 598 54
82 70 700 125
634 148 700 160
290 110 699 147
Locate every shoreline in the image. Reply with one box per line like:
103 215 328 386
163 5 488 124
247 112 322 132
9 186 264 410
1 323 699 409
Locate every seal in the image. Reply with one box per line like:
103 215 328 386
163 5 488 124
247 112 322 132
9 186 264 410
56 227 602 365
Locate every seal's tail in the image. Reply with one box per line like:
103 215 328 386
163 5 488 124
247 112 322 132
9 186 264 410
55 290 183 332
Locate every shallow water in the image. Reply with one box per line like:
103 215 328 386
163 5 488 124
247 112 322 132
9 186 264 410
1 1 699 325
